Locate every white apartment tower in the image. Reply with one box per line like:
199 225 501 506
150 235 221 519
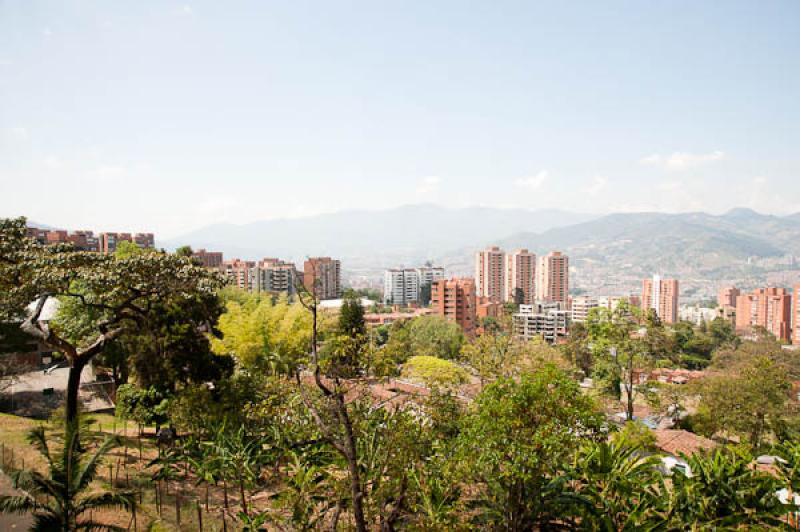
383 269 420 305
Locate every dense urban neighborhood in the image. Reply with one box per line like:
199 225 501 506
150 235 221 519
3 216 800 530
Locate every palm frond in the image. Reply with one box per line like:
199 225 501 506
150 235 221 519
0 494 48 515
76 435 120 492
75 491 137 514
75 519 128 531
26 426 53 466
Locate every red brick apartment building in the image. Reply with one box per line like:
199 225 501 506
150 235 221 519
736 287 793 342
431 277 477 335
641 275 679 324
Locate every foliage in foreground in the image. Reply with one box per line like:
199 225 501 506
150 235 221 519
0 418 136 531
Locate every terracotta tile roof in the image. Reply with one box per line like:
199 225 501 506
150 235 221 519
654 429 717 456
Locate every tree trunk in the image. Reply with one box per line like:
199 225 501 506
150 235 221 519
66 358 87 422
337 399 366 532
238 477 248 516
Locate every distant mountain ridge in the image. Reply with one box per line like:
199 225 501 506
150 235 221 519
161 204 599 264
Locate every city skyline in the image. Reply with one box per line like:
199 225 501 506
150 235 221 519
2 1 800 238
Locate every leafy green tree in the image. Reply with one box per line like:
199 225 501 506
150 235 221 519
338 291 366 337
587 304 671 421
115 384 170 432
401 355 469 389
0 418 136 530
418 283 432 306
403 315 465 360
0 217 224 422
561 320 593 376
570 440 662 530
174 245 193 258
659 448 787 528
693 356 789 450
456 366 604 529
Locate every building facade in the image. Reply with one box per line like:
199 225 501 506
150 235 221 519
717 286 741 309
431 278 477 335
642 275 679 324
512 302 570 344
571 296 599 322
506 249 536 304
99 232 155 254
736 287 793 342
383 269 420 305
251 258 298 294
476 246 505 303
537 251 569 303
795 284 800 345
304 257 342 300
192 248 224 268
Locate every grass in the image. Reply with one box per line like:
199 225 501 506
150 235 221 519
0 411 261 531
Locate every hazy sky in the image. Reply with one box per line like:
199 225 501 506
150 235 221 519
2 1 799 238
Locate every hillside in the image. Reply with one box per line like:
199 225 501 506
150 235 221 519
161 204 597 264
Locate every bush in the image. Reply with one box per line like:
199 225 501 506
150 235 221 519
401 356 469 388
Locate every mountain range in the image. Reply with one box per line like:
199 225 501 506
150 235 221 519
19 206 800 295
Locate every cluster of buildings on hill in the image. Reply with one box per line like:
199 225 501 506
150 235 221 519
192 250 344 300
26 226 155 254
717 285 800 344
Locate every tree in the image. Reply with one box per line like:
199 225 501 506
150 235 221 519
293 264 369 532
693 356 789 449
403 315 464 360
0 418 137 530
0 218 224 422
570 440 662 530
401 355 469 389
419 283 432 306
212 292 316 374
456 366 604 529
338 291 366 337
174 245 193 258
659 448 786 528
460 321 518 388
561 321 592 376
587 304 670 421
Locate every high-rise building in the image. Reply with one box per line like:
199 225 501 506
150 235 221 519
250 258 298 295
99 232 155 254
717 286 740 309
641 275 679 324
537 251 569 303
431 278 477 335
304 257 342 300
794 284 800 345
192 249 223 269
736 287 793 342
221 259 256 290
383 268 420 305
416 266 445 291
506 249 536 304
476 246 505 303
571 296 599 322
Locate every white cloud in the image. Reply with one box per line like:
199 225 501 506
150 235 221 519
582 175 608 195
657 180 682 192
514 170 549 190
640 150 725 170
416 175 441 195
4 127 29 142
42 28 53 38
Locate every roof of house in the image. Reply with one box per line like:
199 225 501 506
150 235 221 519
654 429 717 456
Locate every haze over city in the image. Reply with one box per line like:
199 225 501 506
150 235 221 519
2 1 800 238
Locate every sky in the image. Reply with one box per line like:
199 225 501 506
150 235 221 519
1 1 799 238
